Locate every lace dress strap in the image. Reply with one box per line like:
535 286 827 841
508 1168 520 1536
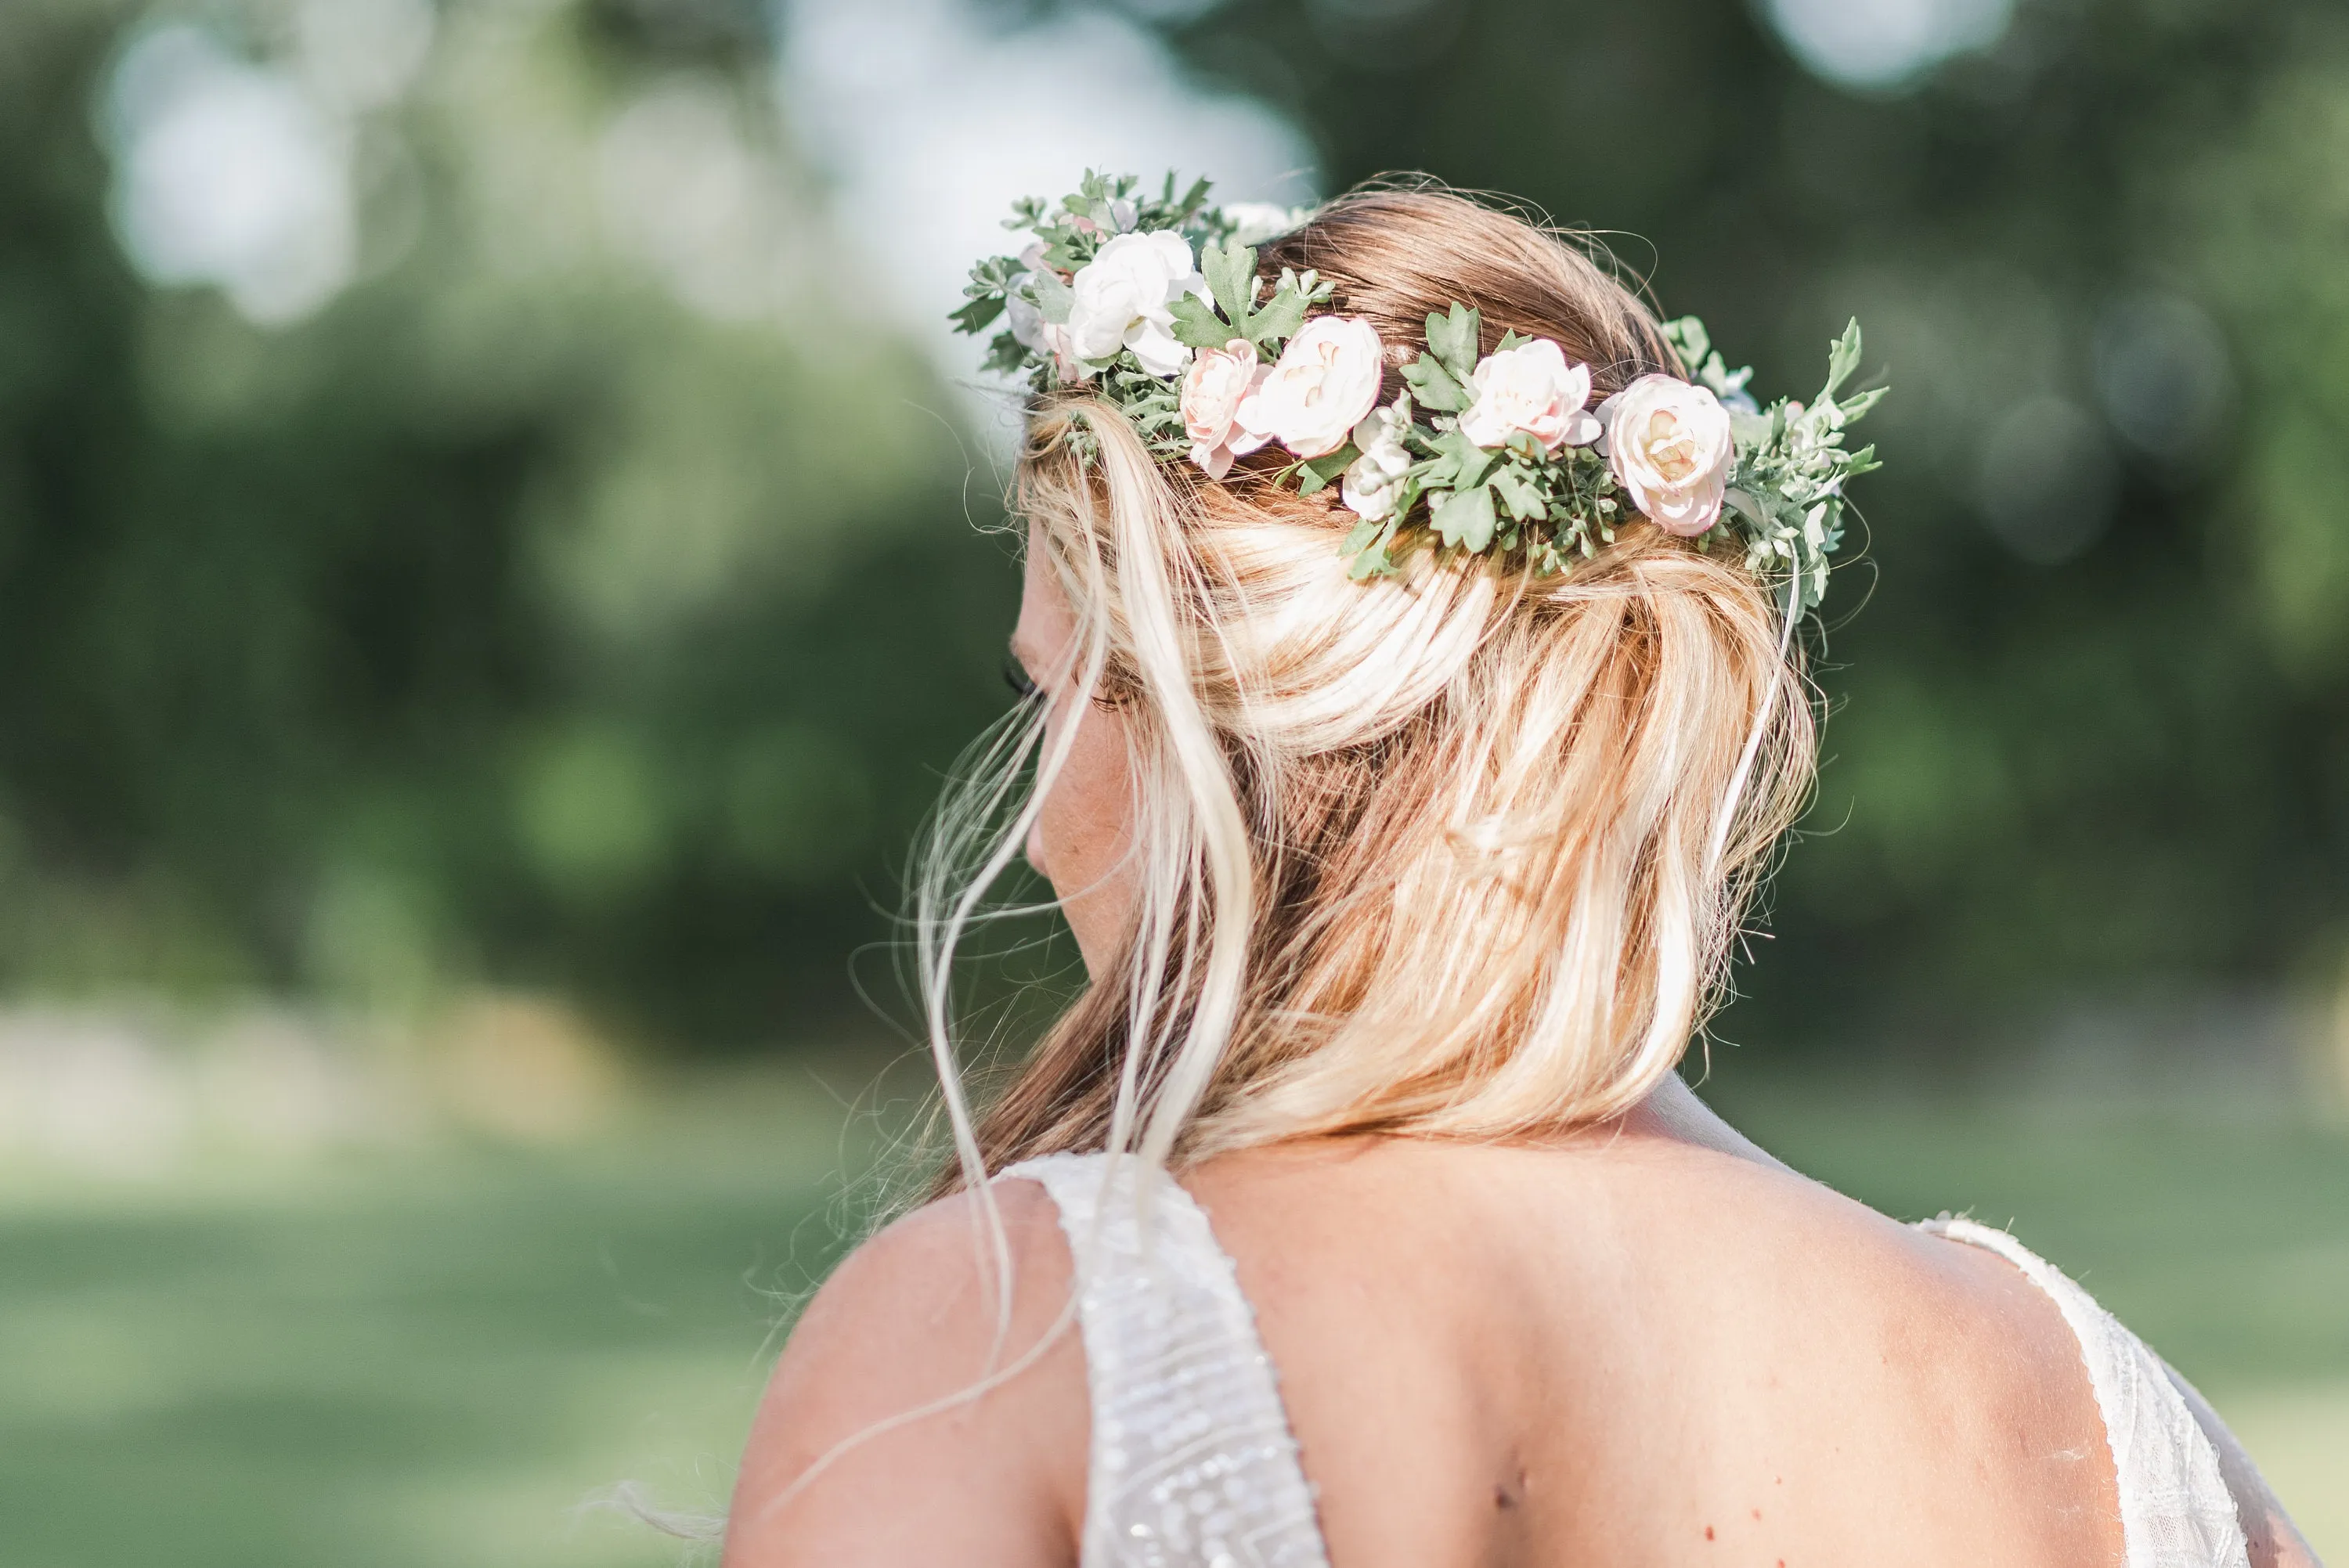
1001 1152 1331 1568
1918 1217 2249 1568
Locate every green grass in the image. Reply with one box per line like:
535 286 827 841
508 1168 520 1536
0 1076 2340 1566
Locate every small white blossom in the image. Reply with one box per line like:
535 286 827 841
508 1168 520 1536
1342 393 1415 521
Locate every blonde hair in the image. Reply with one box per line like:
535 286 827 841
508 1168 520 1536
915 186 1817 1206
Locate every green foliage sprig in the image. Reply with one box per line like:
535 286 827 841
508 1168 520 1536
952 172 1883 622
1679 317 1885 615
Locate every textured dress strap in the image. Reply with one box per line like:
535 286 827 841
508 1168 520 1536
1918 1217 2250 1568
1001 1152 1331 1568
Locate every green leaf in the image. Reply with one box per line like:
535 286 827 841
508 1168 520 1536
1491 465 1546 522
1495 329 1526 352
1170 294 1238 350
1431 485 1497 551
1168 175 1212 225
1201 240 1258 328
1724 487 1771 531
980 331 1028 375
1402 354 1470 413
1428 428 1496 492
1837 385 1888 425
1341 514 1384 557
1244 286 1307 348
1821 318 1863 402
949 295 1005 334
1294 444 1358 496
1426 302 1481 380
1664 315 1712 370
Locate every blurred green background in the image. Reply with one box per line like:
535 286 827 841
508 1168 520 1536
0 0 2345 1561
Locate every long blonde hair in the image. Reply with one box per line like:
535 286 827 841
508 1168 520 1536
915 186 1817 1206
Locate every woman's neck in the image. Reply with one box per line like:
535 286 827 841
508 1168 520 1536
1622 1072 1795 1173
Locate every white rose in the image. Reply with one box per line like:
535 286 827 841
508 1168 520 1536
1220 201 1312 247
1597 374 1734 536
1458 337 1599 452
1066 229 1207 378
1233 315 1386 460
1342 394 1414 521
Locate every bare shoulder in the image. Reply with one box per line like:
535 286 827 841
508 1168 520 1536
723 1178 1087 1568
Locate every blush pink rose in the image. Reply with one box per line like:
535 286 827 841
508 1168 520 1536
1597 374 1734 536
1180 339 1271 478
1233 315 1386 460
1458 337 1600 452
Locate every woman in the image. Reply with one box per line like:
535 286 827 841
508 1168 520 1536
722 182 2316 1566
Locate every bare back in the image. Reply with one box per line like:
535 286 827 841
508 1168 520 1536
724 1101 2315 1568
1188 1130 2123 1567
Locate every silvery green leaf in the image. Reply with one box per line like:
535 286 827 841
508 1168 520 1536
1294 444 1358 496
1201 240 1257 328
1664 315 1712 369
1432 485 1497 550
1031 269 1074 324
1427 303 1481 380
1820 318 1864 402
1246 287 1308 348
1170 295 1236 350
1402 354 1470 413
1492 466 1546 522
1838 386 1888 425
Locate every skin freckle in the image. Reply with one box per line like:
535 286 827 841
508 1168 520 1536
1704 1526 1715 1541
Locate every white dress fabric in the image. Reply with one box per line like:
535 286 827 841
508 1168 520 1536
1008 1152 1330 1568
1919 1216 2251 1568
1005 1152 2250 1568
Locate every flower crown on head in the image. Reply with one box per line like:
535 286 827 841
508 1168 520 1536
953 172 1884 615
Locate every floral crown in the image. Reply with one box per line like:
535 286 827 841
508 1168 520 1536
954 172 1883 615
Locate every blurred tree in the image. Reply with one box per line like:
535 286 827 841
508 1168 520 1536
1128 0 2349 1056
0 0 1018 1047
2 0 2345 1062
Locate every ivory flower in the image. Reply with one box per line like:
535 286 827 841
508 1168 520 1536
1181 340 1271 479
1066 230 1207 378
1342 395 1414 521
1459 337 1600 452
1234 315 1386 460
1005 244 1089 384
1597 374 1734 536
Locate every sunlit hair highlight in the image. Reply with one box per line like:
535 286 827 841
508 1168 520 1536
915 186 1819 1213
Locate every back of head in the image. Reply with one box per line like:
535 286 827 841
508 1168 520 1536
931 185 1819 1187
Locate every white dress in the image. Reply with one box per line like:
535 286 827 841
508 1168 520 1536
1004 1151 2252 1568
